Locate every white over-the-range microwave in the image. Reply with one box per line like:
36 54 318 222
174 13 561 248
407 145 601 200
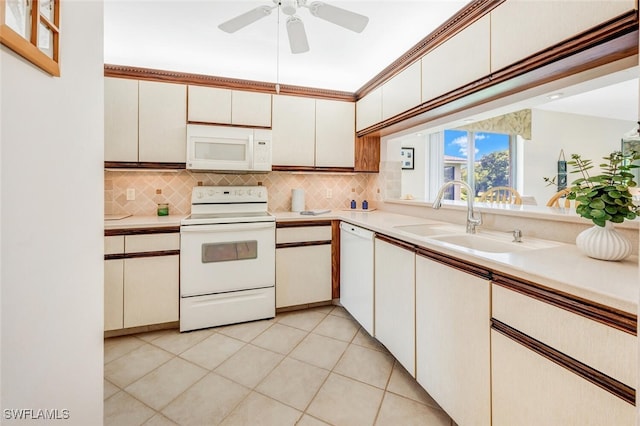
186 124 272 172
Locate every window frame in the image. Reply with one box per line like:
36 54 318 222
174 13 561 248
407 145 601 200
0 0 60 76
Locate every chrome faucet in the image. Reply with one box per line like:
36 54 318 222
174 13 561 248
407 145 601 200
433 180 482 234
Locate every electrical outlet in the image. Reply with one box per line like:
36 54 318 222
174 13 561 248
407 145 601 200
126 188 135 201
326 189 333 199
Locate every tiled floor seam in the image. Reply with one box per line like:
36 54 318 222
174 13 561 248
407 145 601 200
103 335 147 365
105 389 157 425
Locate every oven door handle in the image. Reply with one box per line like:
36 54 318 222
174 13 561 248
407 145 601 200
180 222 275 233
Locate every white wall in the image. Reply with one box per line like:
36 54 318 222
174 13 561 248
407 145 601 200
525 109 634 206
1 1 104 424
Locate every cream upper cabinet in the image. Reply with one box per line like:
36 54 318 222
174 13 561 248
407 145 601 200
356 87 382 132
188 86 272 127
138 81 187 163
188 86 232 124
315 99 355 168
421 15 490 102
272 95 316 166
105 77 138 162
231 90 272 127
415 254 491 426
492 330 636 425
374 238 416 376
381 61 421 121
491 0 634 72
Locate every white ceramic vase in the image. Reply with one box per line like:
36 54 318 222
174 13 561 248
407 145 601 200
575 222 632 261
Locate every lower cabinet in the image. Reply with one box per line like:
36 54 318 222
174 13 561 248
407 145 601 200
374 236 416 376
415 252 491 426
491 329 636 425
104 259 124 331
104 231 180 332
123 255 180 328
275 224 332 308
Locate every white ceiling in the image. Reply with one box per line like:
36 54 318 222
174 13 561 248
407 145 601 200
103 0 471 92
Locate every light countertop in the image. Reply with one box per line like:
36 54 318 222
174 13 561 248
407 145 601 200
106 210 639 313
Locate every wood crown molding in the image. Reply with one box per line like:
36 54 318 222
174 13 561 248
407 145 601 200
492 319 635 406
355 0 504 98
104 64 356 102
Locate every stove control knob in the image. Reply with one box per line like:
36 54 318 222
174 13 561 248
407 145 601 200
207 189 214 196
196 191 203 199
247 189 253 196
238 189 244 195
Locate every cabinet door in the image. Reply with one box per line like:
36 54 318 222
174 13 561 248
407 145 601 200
138 81 187 163
356 87 382 132
104 78 138 162
315 99 355 168
381 61 421 121
421 15 490 102
276 244 332 308
492 330 636 425
491 0 634 72
187 85 232 124
123 255 179 328
415 255 490 426
374 238 415 376
104 259 124 331
272 95 315 166
232 91 272 127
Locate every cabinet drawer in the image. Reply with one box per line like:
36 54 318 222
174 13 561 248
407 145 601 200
105 236 124 255
276 226 331 244
125 233 180 253
492 283 636 388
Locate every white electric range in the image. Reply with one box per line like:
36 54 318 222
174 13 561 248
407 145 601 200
180 186 275 332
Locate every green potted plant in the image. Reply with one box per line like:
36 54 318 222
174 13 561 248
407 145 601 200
564 150 639 260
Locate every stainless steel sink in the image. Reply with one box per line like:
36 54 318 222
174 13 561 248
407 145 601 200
393 223 465 237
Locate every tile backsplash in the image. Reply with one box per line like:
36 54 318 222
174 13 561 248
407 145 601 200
105 170 379 216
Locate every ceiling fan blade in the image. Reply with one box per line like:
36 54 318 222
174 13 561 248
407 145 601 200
286 16 310 54
218 5 273 33
308 1 369 33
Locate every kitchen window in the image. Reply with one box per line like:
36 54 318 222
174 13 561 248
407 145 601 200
440 129 518 200
1 0 60 76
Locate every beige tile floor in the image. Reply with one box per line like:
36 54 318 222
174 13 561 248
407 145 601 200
104 305 455 426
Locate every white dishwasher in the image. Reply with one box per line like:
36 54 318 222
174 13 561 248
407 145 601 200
340 222 375 335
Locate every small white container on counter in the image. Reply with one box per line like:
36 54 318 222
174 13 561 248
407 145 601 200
291 188 305 212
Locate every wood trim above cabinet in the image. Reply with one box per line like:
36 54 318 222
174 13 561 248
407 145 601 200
375 233 416 252
492 273 637 336
415 246 492 280
492 319 636 406
276 220 333 228
105 227 181 237
105 250 180 261
276 240 331 249
104 64 356 102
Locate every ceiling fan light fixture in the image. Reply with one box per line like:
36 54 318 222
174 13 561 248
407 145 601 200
307 1 369 33
286 16 310 54
218 5 274 33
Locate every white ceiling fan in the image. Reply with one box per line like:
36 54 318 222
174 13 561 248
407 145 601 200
218 0 369 54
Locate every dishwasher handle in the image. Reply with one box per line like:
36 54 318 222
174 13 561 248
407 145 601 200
340 222 375 240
